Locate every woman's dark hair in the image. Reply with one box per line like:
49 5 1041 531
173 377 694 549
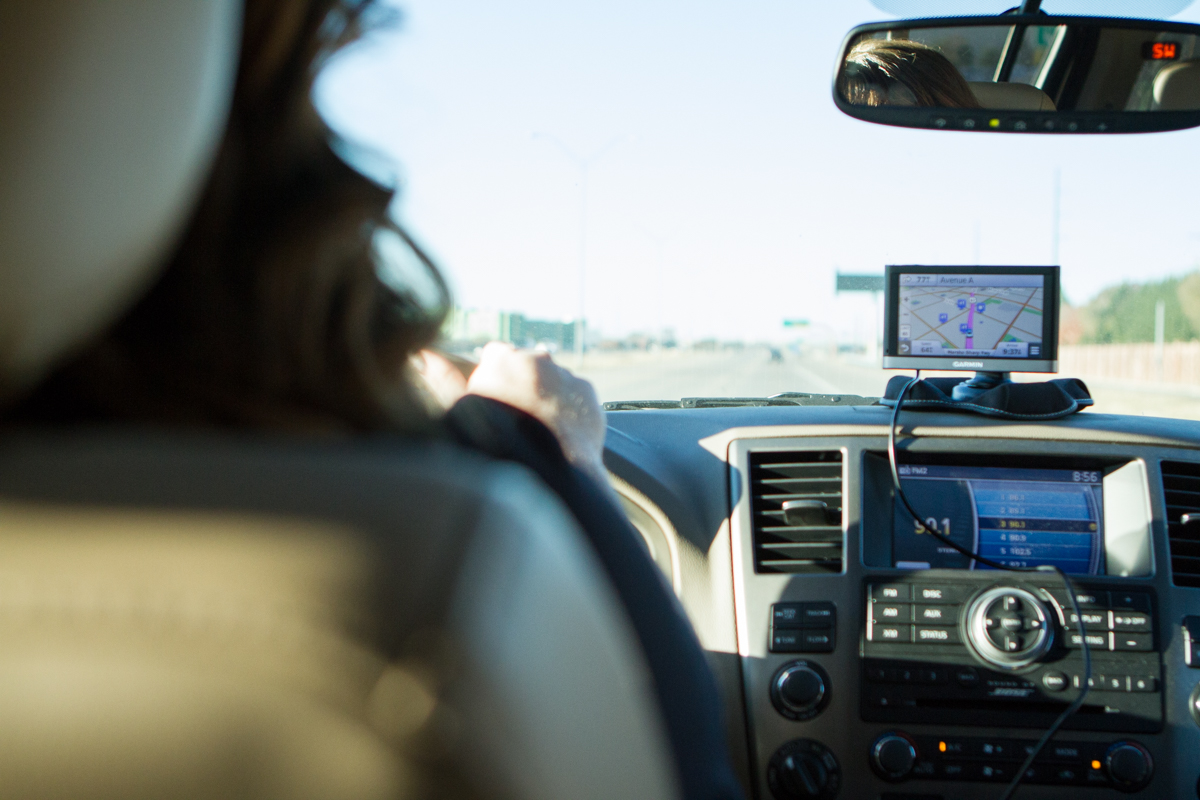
10 0 449 432
839 38 982 109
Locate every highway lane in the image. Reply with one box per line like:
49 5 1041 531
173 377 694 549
572 349 889 404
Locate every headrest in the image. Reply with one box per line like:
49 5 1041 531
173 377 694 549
0 2 241 396
1153 60 1200 110
969 81 1058 111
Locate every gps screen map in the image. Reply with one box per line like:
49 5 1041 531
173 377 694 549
896 273 1045 360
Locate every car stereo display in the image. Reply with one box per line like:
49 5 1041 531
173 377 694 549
883 265 1060 373
892 464 1104 574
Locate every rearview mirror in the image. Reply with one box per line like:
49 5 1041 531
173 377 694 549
834 14 1200 133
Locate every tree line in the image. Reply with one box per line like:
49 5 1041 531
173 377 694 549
1061 271 1200 345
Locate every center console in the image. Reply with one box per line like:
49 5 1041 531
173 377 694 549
858 575 1159 791
728 436 1196 800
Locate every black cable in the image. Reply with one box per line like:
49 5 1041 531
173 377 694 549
887 374 1092 800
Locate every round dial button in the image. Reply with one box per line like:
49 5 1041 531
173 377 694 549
965 586 1053 670
771 661 831 721
1105 741 1153 792
767 739 841 800
870 733 917 781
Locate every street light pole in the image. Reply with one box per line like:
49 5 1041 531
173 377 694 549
533 133 626 359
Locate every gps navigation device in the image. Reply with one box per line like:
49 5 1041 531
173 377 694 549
883 265 1060 373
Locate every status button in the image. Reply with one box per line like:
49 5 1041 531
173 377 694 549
915 626 960 644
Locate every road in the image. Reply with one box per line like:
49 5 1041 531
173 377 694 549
566 348 1200 421
569 349 887 403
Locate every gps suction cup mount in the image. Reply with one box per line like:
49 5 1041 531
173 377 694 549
880 372 1093 420
950 370 1012 402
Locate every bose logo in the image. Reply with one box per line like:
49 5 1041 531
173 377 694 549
953 361 984 367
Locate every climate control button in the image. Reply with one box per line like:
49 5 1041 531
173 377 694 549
771 661 830 721
870 732 918 780
767 739 840 800
1105 741 1153 792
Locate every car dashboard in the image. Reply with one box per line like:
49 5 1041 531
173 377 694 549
603 403 1200 800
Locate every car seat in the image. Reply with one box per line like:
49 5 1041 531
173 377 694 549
0 4 679 799
1152 59 1200 110
969 81 1058 111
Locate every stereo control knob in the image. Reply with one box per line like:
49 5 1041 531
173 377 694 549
964 586 1053 670
767 739 841 800
1105 741 1153 792
771 661 830 721
870 733 917 781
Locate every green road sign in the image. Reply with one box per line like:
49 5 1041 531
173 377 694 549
836 273 884 293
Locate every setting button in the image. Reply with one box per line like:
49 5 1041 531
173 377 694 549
1066 632 1111 649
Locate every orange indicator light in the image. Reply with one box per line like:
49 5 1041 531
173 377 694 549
939 742 947 753
1091 760 1102 770
1144 41 1181 60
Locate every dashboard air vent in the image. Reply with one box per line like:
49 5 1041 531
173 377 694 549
1163 460 1200 587
749 450 844 574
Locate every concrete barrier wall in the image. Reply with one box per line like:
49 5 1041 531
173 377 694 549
1058 342 1200 385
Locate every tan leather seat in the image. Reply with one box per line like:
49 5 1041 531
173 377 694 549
0 4 679 799
969 81 1058 111
1153 59 1200 110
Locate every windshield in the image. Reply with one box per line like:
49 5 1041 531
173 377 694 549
317 0 1200 420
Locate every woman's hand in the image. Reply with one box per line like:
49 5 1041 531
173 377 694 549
417 344 607 479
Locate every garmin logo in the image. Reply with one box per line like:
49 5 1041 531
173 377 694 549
953 361 984 368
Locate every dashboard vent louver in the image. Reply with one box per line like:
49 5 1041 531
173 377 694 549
1163 460 1200 587
749 450 844 574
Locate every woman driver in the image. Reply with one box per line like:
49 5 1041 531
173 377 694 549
5 1 744 799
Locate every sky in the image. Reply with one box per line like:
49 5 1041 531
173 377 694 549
316 0 1200 344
